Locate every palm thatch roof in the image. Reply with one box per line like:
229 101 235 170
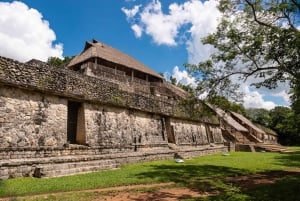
230 111 266 134
67 39 163 79
206 104 248 132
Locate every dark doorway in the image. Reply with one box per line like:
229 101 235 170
165 118 176 144
67 101 85 144
206 125 214 143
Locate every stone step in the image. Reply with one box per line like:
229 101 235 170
0 146 227 179
34 160 119 178
254 144 288 152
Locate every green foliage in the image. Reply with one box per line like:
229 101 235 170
170 75 177 85
246 108 271 126
208 96 247 116
47 56 74 67
168 75 196 96
245 106 300 145
269 106 300 145
110 96 125 105
186 0 300 103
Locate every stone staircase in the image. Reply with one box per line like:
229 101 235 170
0 149 175 179
0 144 228 179
254 143 290 153
236 143 290 153
168 143 227 159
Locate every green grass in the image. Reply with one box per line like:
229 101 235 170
1 151 300 200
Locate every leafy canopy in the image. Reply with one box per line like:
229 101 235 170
47 56 74 67
186 0 300 101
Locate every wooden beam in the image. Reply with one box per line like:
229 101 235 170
131 70 134 81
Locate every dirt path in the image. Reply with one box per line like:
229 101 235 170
0 182 215 201
2 169 300 201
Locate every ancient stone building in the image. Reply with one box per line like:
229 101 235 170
207 104 281 152
230 112 277 144
0 40 226 179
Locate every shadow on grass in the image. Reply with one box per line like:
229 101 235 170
244 174 300 201
195 174 300 201
135 164 248 190
135 162 300 201
274 151 300 168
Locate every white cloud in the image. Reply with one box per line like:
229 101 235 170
131 24 143 38
123 0 290 109
273 90 291 104
121 5 141 20
242 85 276 110
169 66 197 87
0 1 63 62
122 0 220 61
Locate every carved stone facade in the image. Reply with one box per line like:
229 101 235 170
0 54 227 179
0 86 67 148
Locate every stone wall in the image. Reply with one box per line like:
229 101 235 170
0 56 227 179
0 56 219 124
170 118 209 146
0 85 67 148
207 125 223 144
263 134 278 144
84 103 167 151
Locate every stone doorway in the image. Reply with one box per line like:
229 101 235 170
67 101 86 145
165 118 176 144
206 125 214 143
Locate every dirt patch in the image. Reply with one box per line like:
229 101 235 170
92 187 208 201
225 169 300 190
2 169 300 201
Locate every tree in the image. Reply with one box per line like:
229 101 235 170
169 75 177 85
246 108 271 126
47 56 74 67
208 95 247 115
269 106 300 145
186 0 300 101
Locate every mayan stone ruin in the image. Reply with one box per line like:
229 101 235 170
0 40 279 179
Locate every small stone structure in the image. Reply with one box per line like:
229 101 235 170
207 104 279 152
230 111 277 144
0 40 226 179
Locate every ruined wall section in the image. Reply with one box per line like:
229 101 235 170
170 118 209 146
0 56 219 125
0 85 67 148
207 125 223 144
84 103 167 151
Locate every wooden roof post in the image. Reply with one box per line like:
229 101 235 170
94 57 97 68
131 70 134 82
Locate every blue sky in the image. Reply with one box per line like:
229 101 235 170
0 0 291 109
1 0 188 74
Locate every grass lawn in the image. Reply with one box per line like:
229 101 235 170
1 149 300 200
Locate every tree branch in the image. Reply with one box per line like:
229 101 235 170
245 0 274 28
291 0 300 10
282 10 297 30
210 66 279 90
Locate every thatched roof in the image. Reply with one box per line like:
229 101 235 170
230 111 266 134
67 39 163 79
206 104 248 132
